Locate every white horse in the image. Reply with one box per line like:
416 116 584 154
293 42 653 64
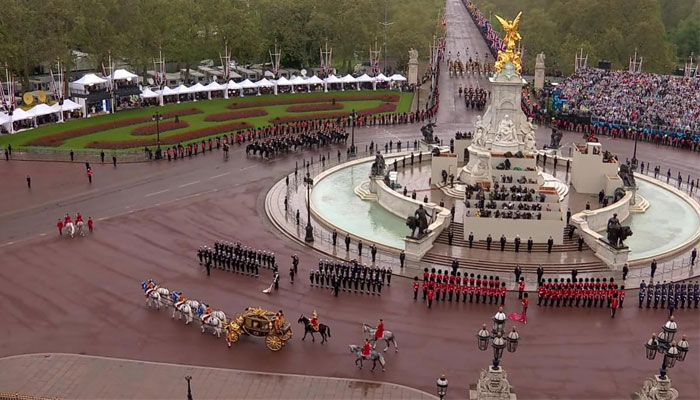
76 220 86 237
170 293 194 324
141 281 169 310
200 314 224 337
65 222 75 238
362 323 399 353
196 303 226 323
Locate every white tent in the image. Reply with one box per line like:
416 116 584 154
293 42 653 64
275 76 292 86
340 74 358 83
111 69 138 81
389 74 407 82
189 83 208 93
227 80 242 90
204 81 224 91
375 73 389 82
160 86 177 96
324 75 342 84
29 103 58 117
174 84 193 94
255 78 275 88
73 73 108 86
306 75 324 85
11 108 34 122
356 74 375 83
239 79 258 89
0 113 10 125
140 88 159 99
51 99 83 114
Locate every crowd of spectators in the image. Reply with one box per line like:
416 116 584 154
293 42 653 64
554 68 700 137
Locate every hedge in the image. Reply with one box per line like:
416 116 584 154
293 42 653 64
203 108 268 122
269 103 397 124
285 103 344 113
227 93 399 110
131 121 190 136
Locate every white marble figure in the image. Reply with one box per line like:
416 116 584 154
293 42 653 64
496 115 517 143
471 156 489 178
521 116 537 150
472 115 487 148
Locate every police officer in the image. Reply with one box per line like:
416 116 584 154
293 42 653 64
468 232 474 248
527 236 534 253
345 234 351 252
486 234 492 250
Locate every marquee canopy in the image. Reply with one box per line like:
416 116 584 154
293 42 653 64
29 103 58 117
389 74 407 81
239 79 258 89
340 74 358 83
324 74 341 84
73 73 108 86
275 76 292 86
255 78 275 88
51 99 83 112
374 73 389 82
189 83 208 93
355 74 375 83
227 80 242 90
305 75 324 85
111 69 138 80
204 81 224 91
140 88 159 98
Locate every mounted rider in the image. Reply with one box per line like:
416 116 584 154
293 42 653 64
75 212 83 224
202 305 213 322
361 338 372 358
64 213 72 225
310 310 320 332
375 319 385 340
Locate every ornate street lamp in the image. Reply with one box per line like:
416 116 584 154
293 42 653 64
436 374 448 399
639 316 690 389
506 326 520 353
303 172 314 243
645 334 658 360
349 109 357 157
676 335 689 362
152 111 163 159
492 332 506 368
477 324 490 351
492 306 507 336
185 375 193 400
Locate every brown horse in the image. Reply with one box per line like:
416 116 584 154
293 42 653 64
298 315 331 344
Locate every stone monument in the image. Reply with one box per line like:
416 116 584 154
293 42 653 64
534 52 545 90
469 367 517 400
408 49 419 85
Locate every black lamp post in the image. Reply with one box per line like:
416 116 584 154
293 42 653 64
152 111 163 159
185 375 193 400
349 109 357 157
416 84 422 113
643 316 689 380
477 311 520 370
436 374 448 399
631 127 640 171
303 172 314 242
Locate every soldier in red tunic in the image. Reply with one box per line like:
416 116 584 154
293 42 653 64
427 286 435 308
413 277 420 300
518 278 526 299
537 283 545 306
57 219 63 236
361 338 372 357
500 282 507 305
375 319 384 341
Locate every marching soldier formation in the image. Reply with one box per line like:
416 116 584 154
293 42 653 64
308 259 392 296
536 277 626 308
197 240 278 277
638 280 699 311
417 268 508 308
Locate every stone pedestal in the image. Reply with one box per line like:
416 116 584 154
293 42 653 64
408 49 419 85
632 375 679 400
469 366 517 400
534 53 545 90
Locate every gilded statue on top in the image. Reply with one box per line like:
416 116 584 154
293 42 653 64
494 12 523 76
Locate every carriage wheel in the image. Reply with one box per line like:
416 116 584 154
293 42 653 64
281 330 293 341
265 334 283 351
226 331 240 347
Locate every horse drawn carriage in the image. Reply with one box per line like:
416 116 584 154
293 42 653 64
225 307 292 351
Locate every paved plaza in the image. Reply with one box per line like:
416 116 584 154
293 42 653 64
0 0 699 399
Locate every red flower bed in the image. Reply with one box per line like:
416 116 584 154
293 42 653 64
285 103 344 112
85 121 253 149
269 103 397 124
227 93 399 110
26 108 203 147
131 121 190 136
203 108 268 122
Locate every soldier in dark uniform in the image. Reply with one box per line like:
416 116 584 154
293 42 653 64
527 237 534 253
547 236 554 253
514 235 521 252
660 282 668 308
653 282 661 308
500 235 506 251
332 229 338 246
345 234 351 252
536 265 544 286
693 281 699 308
646 284 653 308
370 244 377 263
638 280 646 308
468 232 474 248
486 234 492 250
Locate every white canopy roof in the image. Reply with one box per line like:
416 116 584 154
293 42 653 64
73 73 108 86
226 80 242 90
160 86 177 96
0 113 10 125
275 76 292 86
11 108 34 121
29 103 58 117
51 99 83 112
189 83 208 93
289 76 307 85
340 74 358 83
389 74 407 82
374 73 389 82
174 84 192 94
111 69 138 80
204 81 224 91
239 79 258 89
355 73 375 83
255 78 275 88
305 75 324 85
324 74 342 84
140 88 159 98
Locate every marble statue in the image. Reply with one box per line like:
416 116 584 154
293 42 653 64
606 213 633 248
496 115 517 143
407 204 431 238
408 48 418 63
370 151 386 177
521 117 537 150
472 116 487 148
471 156 490 179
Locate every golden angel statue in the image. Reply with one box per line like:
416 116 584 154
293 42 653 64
493 12 523 75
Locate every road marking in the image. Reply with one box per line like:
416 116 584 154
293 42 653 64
240 165 255 171
178 181 200 188
39 233 47 237
145 189 170 197
208 172 231 180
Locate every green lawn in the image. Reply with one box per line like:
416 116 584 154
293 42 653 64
0 90 413 152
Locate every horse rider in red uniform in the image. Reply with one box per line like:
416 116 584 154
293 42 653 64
375 319 384 340
311 310 320 332
361 338 372 358
64 213 72 225
75 213 83 224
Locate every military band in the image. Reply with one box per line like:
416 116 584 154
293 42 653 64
536 277 626 308
417 268 509 307
308 259 391 296
197 241 278 277
638 280 699 310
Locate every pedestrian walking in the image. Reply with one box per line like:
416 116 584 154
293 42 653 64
70 150 74 161
691 248 697 266
514 265 522 283
4 149 8 161
101 151 105 163
547 236 554 253
87 217 94 233
26 174 31 189
650 259 657 278
289 267 295 283
622 264 629 280
345 234 351 252
57 219 63 235
610 294 619 318
399 251 406 268
112 155 117 167
87 168 93 183
332 229 337 247
205 260 211 276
